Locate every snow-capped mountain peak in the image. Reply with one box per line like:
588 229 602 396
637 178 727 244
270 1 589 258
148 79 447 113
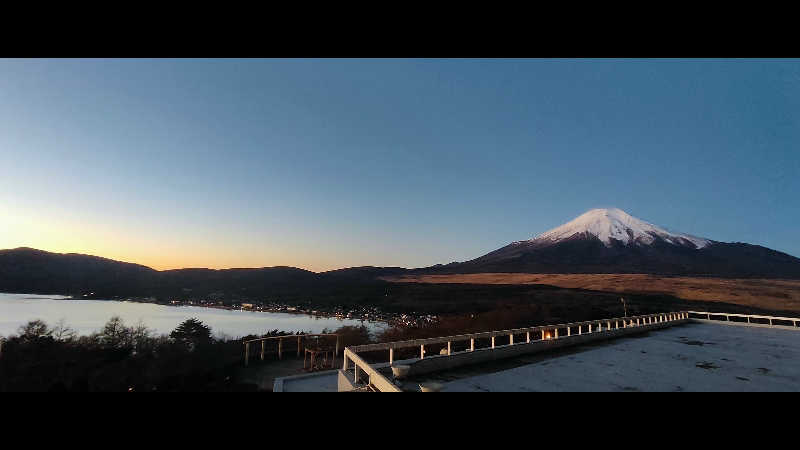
531 208 711 249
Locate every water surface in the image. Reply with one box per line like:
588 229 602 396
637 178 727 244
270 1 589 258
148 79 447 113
0 293 385 338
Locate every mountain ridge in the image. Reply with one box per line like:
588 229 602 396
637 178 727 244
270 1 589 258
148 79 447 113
3 208 800 297
434 208 800 278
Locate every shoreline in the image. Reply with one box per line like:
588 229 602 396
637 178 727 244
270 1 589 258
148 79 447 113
1 292 399 327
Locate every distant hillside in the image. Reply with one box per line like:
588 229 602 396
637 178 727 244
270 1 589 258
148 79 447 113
0 247 403 298
5 206 800 304
0 247 156 296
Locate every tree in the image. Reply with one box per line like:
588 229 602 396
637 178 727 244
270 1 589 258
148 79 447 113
129 320 152 353
17 319 52 342
52 318 77 343
170 318 212 350
99 316 130 348
332 325 371 348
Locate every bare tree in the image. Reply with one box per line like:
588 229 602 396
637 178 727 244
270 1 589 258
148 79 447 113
52 318 77 343
130 320 152 353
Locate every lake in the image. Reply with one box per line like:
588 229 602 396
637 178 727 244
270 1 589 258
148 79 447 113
0 292 387 339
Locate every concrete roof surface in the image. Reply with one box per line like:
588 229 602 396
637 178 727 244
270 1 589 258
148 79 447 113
436 322 800 392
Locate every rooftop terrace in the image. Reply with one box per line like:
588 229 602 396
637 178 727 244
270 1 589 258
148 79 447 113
425 321 800 391
274 312 800 392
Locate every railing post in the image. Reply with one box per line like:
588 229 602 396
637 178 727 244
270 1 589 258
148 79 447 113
297 336 301 357
354 363 359 384
578 325 582 334
343 353 349 370
245 342 250 367
448 341 452 354
509 334 514 345
491 336 495 348
567 326 571 337
607 321 611 331
278 337 283 359
261 340 265 361
589 324 593 333
389 348 394 365
555 328 559 338
335 336 340 356
420 345 425 359
470 338 475 351
526 332 531 343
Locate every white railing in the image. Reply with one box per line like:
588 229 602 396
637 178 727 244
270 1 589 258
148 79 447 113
343 348 402 392
342 311 689 392
243 333 339 366
687 311 800 328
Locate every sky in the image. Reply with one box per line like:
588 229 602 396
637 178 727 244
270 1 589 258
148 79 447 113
1 59 798 271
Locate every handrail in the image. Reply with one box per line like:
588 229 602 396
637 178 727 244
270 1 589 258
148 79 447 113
687 311 800 327
243 333 340 366
344 348 402 392
243 333 339 344
349 312 681 353
342 311 689 391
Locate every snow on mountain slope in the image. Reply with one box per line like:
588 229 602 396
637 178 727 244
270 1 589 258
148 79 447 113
528 208 711 249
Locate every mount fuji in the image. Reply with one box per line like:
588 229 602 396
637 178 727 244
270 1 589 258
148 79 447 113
429 208 800 278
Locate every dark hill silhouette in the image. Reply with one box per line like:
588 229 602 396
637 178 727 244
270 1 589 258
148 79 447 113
0 248 408 298
3 211 800 303
0 247 156 296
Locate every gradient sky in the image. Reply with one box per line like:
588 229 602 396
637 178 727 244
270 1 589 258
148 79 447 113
1 59 798 271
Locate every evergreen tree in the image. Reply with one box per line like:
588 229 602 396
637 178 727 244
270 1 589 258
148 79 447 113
169 318 212 350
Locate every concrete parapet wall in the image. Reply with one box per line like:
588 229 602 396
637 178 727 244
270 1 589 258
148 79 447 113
338 369 357 392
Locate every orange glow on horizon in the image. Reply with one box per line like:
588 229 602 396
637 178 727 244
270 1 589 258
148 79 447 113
1 205 409 273
0 213 341 272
